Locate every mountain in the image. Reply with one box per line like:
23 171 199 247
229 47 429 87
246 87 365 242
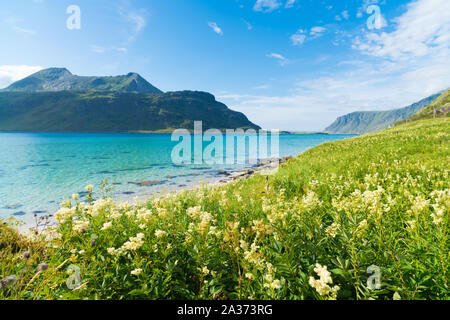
324 93 441 134
2 68 163 94
0 90 260 132
402 89 449 123
0 68 260 132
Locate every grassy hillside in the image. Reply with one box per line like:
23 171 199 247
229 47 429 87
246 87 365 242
325 94 440 134
1 118 448 300
404 89 450 123
0 90 260 132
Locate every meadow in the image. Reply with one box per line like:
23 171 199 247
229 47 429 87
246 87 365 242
0 117 448 300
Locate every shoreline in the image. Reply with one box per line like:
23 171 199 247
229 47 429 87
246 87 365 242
16 156 293 234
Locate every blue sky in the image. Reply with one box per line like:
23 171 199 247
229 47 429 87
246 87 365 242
0 0 449 130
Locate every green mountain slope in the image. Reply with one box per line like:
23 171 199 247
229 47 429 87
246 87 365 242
0 90 259 132
2 68 163 94
403 89 449 123
324 93 440 134
0 68 260 132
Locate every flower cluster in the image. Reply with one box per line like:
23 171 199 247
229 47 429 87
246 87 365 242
107 233 145 257
309 264 340 300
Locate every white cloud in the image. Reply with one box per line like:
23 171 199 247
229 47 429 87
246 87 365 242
252 84 270 90
127 12 146 32
242 19 253 30
208 22 223 35
285 0 296 8
335 11 349 21
266 53 289 66
12 26 36 35
310 26 326 37
290 32 306 46
290 27 326 46
253 0 298 12
2 16 36 35
221 51 449 130
341 10 349 20
91 45 106 54
117 3 147 43
0 65 43 89
218 62 447 131
220 0 450 131
221 0 450 131
355 0 450 61
90 46 129 54
219 93 339 131
253 0 281 12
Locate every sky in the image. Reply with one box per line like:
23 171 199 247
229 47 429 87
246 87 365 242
0 0 449 131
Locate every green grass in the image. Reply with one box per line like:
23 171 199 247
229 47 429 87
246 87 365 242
1 118 448 300
405 89 450 123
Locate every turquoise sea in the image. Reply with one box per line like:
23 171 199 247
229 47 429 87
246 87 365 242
0 132 356 226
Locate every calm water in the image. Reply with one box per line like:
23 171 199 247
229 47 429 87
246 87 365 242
0 132 355 226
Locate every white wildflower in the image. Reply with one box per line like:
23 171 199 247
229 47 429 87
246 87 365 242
73 219 89 233
131 268 142 276
155 229 167 238
325 222 340 238
202 266 210 275
309 263 339 300
101 221 112 230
